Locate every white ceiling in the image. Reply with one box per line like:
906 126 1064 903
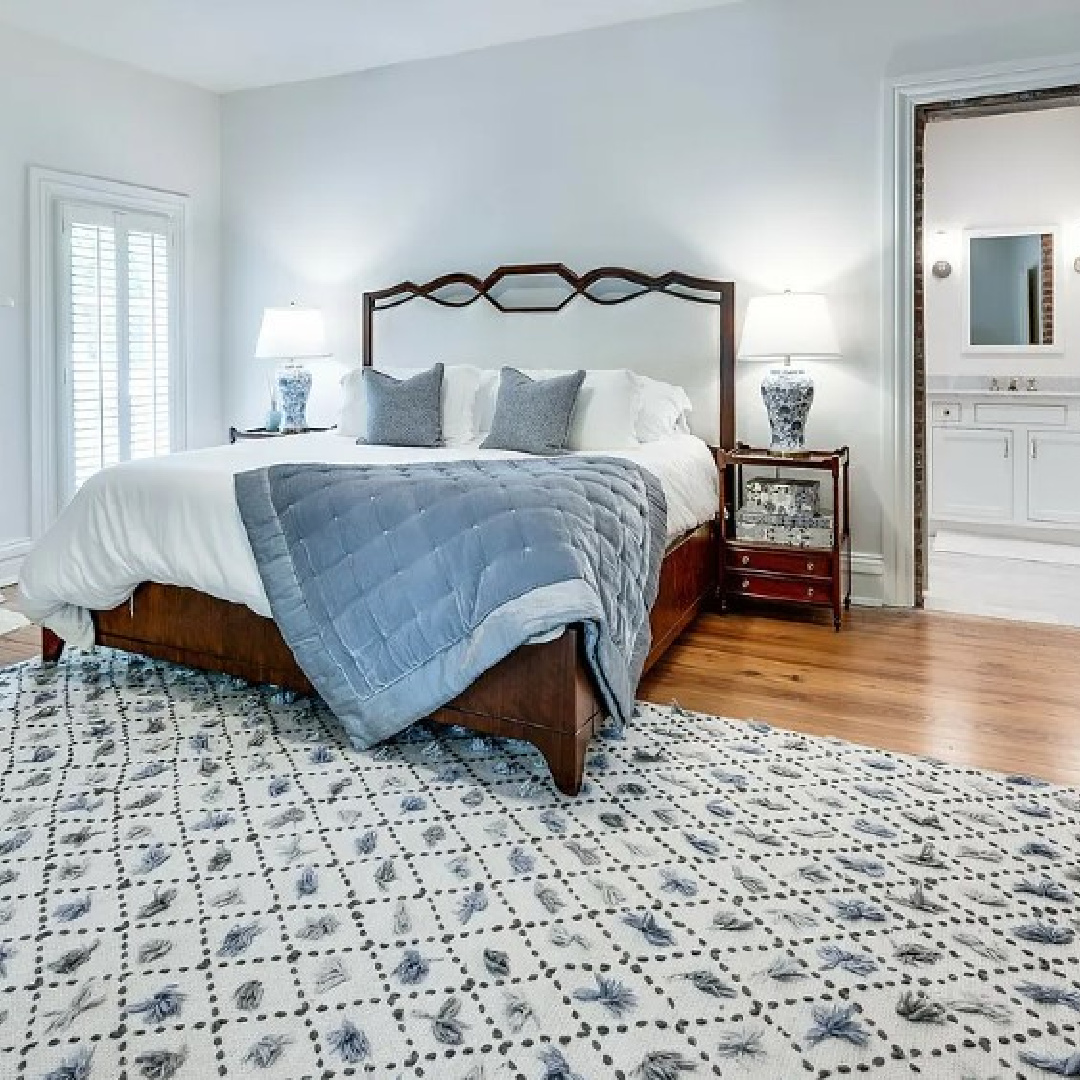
0 0 743 93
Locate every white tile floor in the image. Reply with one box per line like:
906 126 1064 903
926 530 1080 626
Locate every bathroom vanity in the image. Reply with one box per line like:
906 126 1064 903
927 221 1080 536
929 387 1080 532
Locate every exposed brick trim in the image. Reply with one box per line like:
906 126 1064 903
1040 232 1054 346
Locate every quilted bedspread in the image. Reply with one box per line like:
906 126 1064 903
235 457 667 748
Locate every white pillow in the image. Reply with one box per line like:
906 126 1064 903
635 375 693 441
473 367 503 439
567 369 642 450
338 364 483 446
473 368 642 450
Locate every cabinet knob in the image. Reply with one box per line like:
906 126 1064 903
807 586 815 598
741 554 750 566
741 578 750 590
806 561 815 573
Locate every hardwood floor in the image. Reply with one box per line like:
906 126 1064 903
3 589 1079 785
641 607 1080 786
0 588 38 668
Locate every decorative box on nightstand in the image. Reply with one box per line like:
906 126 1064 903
717 444 851 629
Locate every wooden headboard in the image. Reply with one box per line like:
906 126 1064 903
361 263 736 448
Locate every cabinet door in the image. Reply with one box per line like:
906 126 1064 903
930 426 1014 522
1028 432 1080 523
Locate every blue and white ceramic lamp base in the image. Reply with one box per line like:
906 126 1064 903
276 363 313 432
761 366 814 452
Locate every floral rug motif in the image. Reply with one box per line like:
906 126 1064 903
1 649 1079 1079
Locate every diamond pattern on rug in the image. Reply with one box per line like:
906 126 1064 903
1 650 1079 1079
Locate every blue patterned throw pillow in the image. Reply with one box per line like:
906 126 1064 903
480 367 586 455
360 363 444 448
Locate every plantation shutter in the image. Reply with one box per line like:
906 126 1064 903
61 203 175 495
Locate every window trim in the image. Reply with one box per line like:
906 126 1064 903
29 167 190 534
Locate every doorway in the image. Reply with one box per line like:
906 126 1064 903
912 86 1080 621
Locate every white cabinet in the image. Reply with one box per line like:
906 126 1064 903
931 427 1014 522
1028 431 1080 524
928 393 1080 534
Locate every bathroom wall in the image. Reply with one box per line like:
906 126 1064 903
925 105 1080 379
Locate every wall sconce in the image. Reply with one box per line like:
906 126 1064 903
927 228 958 280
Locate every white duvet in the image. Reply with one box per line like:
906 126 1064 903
17 432 718 647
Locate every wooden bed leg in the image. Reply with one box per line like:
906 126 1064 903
539 728 590 797
41 628 65 664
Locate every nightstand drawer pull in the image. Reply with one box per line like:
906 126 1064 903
807 586 815 598
741 555 750 566
741 578 750 590
806 561 815 573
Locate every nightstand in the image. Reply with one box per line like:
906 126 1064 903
717 444 851 629
229 425 334 443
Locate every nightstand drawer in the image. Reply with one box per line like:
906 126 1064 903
726 547 832 578
730 572 832 605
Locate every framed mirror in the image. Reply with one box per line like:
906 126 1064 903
964 227 1062 353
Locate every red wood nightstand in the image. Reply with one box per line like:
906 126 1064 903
717 444 851 629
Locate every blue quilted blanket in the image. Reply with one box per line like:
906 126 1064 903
235 457 667 748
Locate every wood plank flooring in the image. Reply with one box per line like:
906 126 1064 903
641 607 1080 786
3 588 1079 785
0 588 38 668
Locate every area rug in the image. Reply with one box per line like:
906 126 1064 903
1 651 1078 1080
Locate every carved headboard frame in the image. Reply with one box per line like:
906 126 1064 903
361 263 736 448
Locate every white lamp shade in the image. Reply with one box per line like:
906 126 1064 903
254 305 330 360
738 292 841 360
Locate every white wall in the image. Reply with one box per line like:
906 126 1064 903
925 106 1080 377
0 23 220 580
219 0 1080 604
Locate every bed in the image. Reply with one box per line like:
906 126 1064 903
23 264 736 794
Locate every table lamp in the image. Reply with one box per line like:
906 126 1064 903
737 291 840 452
255 303 330 431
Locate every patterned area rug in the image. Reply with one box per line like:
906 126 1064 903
1 650 1079 1080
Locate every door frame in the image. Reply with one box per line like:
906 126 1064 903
884 55 1080 606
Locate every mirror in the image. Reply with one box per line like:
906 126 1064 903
966 229 1058 350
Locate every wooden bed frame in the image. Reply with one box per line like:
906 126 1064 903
43 264 736 795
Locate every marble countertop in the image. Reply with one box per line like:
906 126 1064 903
927 389 1080 399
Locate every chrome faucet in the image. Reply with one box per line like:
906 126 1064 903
1027 377 1038 392
989 377 1000 392
1007 377 1019 392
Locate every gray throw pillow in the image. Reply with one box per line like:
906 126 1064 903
481 367 586 455
360 363 444 448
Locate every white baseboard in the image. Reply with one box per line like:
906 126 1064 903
0 538 32 587
851 551 885 607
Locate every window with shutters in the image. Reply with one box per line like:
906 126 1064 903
30 168 189 533
61 203 178 494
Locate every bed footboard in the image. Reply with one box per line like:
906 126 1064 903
41 522 714 794
41 628 65 663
